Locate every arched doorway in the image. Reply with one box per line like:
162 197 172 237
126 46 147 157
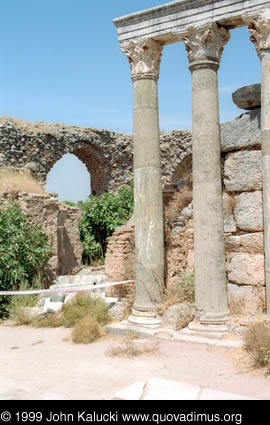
46 153 90 203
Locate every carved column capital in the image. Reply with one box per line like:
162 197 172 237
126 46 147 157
244 9 270 57
176 23 230 69
121 38 163 81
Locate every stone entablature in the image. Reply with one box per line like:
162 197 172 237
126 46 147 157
113 0 270 46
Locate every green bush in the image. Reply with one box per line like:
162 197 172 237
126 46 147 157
61 292 111 328
0 202 52 318
79 184 134 264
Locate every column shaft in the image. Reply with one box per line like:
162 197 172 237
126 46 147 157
178 23 230 334
121 39 164 327
132 77 164 315
191 63 229 325
261 50 270 316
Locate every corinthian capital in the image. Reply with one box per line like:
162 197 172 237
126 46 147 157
121 38 163 81
177 23 230 66
243 9 270 57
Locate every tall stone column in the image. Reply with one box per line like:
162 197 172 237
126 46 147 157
244 10 270 317
178 24 230 335
121 39 164 327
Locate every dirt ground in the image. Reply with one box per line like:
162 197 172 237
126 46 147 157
0 321 269 400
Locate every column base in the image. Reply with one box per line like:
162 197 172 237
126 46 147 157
180 318 228 340
128 308 161 329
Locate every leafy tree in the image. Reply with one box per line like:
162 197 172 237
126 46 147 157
0 202 52 317
79 185 134 264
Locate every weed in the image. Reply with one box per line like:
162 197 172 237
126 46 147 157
244 322 270 375
165 187 193 227
71 313 101 344
163 272 195 311
8 292 39 326
228 295 245 316
32 315 63 328
61 292 111 328
107 338 158 358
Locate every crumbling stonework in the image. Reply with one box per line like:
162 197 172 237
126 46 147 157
105 217 135 284
0 192 82 282
0 117 192 195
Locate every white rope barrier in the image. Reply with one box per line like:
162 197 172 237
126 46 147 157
0 280 135 296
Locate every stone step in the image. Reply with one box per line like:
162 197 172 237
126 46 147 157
114 377 256 400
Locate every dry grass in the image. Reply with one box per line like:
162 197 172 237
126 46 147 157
244 322 270 375
228 295 245 316
0 168 44 195
8 293 39 326
32 315 64 328
71 313 101 344
162 272 195 311
165 187 193 226
107 338 159 358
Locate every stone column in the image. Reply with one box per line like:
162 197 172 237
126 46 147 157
121 39 164 327
178 24 230 336
244 10 270 317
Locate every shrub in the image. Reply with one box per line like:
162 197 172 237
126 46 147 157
63 201 77 207
8 287 39 326
71 313 101 344
244 322 270 375
61 292 111 328
32 314 64 328
78 184 134 264
0 202 52 318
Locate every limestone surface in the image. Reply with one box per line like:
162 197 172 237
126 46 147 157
228 253 265 286
224 150 262 192
234 191 263 232
225 233 264 254
232 84 261 110
220 109 261 152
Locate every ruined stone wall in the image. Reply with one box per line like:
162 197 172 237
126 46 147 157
0 192 82 283
105 108 266 315
0 117 192 195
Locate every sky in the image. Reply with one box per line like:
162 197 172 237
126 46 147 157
0 0 261 202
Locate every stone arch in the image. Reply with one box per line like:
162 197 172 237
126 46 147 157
71 142 111 196
43 140 111 196
171 153 192 189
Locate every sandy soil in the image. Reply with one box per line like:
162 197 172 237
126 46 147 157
0 322 269 400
